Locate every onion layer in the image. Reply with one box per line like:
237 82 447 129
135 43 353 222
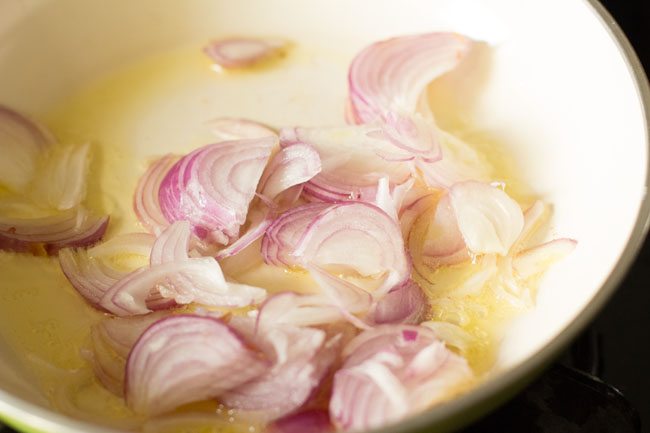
158 137 275 244
0 208 109 255
262 202 409 295
347 33 471 124
330 325 471 431
449 181 524 256
204 38 286 69
126 315 268 415
223 317 339 420
31 143 91 211
0 105 53 192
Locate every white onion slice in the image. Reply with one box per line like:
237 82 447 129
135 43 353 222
330 325 471 431
59 232 155 309
0 105 54 192
86 222 265 316
204 37 286 69
449 181 524 256
158 137 275 244
255 292 343 330
307 265 373 314
126 315 269 415
513 238 577 279
259 143 321 200
0 207 109 255
31 143 91 210
100 254 265 316
416 131 492 189
420 194 469 268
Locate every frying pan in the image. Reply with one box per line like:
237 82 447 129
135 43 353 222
0 0 648 432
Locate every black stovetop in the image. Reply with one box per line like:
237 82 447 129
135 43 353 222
1 1 649 433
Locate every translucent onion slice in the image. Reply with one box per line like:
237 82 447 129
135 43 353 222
420 194 469 268
262 202 409 294
0 207 109 255
99 252 265 316
330 325 472 431
347 32 471 124
223 317 339 420
126 315 269 415
307 265 373 314
158 137 275 244
255 292 343 329
134 155 177 235
88 312 170 395
449 181 524 256
259 143 322 201
204 37 286 69
31 143 91 210
280 126 413 201
59 232 155 309
513 238 577 279
268 409 333 433
100 221 266 316
416 131 492 189
0 105 54 192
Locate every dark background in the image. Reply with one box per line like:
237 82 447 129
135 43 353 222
1 1 649 432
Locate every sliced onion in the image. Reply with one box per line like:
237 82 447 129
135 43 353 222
370 280 428 325
203 37 286 69
214 208 273 260
223 317 338 420
374 176 414 221
126 315 269 415
262 202 409 295
0 105 54 192
59 232 154 309
420 194 469 268
149 220 191 265
208 117 277 141
134 155 177 235
268 409 333 433
416 131 492 189
347 33 471 124
31 143 91 210
255 292 343 330
259 143 322 200
158 137 275 244
307 265 373 314
330 325 471 431
448 181 524 256
100 257 265 316
513 238 577 279
88 312 170 395
280 126 413 201
0 207 109 255
420 321 476 354
214 143 319 260
261 203 331 267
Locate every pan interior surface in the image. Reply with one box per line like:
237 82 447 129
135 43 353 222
0 0 647 432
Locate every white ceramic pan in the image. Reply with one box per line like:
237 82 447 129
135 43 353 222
0 0 648 432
